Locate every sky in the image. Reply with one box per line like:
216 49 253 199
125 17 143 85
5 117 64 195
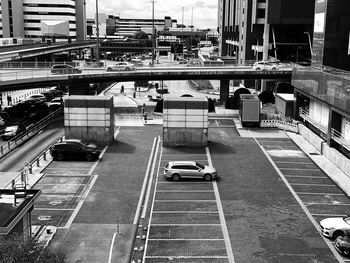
85 0 218 29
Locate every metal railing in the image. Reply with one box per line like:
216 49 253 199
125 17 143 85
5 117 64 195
331 128 350 150
0 107 63 159
4 135 65 190
299 107 328 133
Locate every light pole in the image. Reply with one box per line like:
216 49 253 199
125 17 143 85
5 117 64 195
95 0 100 63
151 0 155 66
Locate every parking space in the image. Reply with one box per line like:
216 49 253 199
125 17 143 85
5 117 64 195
258 137 350 261
209 118 236 129
31 160 98 228
144 147 231 263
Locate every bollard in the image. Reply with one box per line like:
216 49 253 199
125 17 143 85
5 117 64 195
43 152 47 161
0 146 2 155
8 141 11 149
29 165 32 174
36 158 40 167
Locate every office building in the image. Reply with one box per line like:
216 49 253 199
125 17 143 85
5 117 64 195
218 0 315 63
292 0 350 165
0 0 86 41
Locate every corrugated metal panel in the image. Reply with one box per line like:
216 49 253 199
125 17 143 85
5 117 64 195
185 122 206 128
185 115 205 122
65 96 113 108
164 109 186 115
186 109 208 115
66 114 110 121
164 115 186 122
166 122 187 128
65 120 109 127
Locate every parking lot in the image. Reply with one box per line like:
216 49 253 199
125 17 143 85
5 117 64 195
31 160 98 228
144 146 232 263
257 137 350 262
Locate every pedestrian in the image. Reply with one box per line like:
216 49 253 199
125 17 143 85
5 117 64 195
120 85 124 94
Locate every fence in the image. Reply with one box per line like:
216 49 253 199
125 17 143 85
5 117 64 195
260 119 299 133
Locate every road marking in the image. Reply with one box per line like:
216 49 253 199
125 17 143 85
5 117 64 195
44 174 89 177
296 192 344 196
147 238 224 241
108 232 117 263
154 200 216 202
249 130 345 263
150 223 221 226
215 120 219 126
88 146 108 175
145 256 228 259
156 190 214 193
157 181 211 184
152 211 218 214
280 168 319 171
34 183 86 186
290 183 336 187
312 213 348 217
305 203 350 206
206 147 235 263
284 175 327 178
34 208 75 211
63 174 99 228
274 161 313 164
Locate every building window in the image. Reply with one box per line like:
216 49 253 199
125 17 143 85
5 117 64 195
257 9 265 19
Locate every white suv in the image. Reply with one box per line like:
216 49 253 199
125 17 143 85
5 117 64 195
252 61 279 71
164 161 218 181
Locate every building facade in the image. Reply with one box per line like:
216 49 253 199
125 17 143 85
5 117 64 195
0 0 86 41
218 0 315 64
292 0 350 162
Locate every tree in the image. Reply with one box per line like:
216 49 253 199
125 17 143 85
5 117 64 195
133 31 149 40
0 234 65 263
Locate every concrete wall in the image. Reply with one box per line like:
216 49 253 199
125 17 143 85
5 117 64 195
298 124 350 176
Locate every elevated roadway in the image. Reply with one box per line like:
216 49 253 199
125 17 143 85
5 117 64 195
0 41 96 62
0 66 292 92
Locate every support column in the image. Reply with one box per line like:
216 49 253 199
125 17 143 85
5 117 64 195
219 79 230 105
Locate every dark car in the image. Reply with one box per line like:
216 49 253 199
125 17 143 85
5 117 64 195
51 64 82 74
41 91 54 101
334 234 350 256
50 139 100 161
2 124 26 140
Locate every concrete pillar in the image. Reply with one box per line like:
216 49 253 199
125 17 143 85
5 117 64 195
263 1 270 61
219 79 230 105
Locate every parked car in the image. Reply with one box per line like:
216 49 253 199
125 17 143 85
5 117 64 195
319 216 350 238
163 161 218 181
49 97 64 111
334 234 350 256
40 91 54 101
50 139 100 162
27 94 47 102
106 62 136 71
2 124 26 140
252 61 279 71
48 87 65 97
51 64 82 74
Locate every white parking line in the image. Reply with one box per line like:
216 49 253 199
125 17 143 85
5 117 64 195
152 211 218 214
154 200 216 202
145 256 228 259
206 147 235 263
157 182 211 184
44 173 89 177
290 183 336 187
280 168 320 171
296 192 344 196
285 175 327 178
274 161 313 164
312 213 348 217
34 208 75 211
35 183 86 186
305 203 350 206
148 238 224 241
151 223 221 226
156 190 214 193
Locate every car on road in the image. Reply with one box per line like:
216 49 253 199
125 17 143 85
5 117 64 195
50 139 100 162
49 97 64 111
2 124 26 140
51 64 82 74
164 161 218 181
319 216 350 238
106 62 136 71
334 234 350 256
252 61 279 71
27 94 47 102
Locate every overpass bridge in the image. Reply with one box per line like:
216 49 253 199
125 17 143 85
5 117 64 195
0 66 292 102
0 41 96 62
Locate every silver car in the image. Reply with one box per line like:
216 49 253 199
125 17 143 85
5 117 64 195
252 61 279 71
106 62 136 71
164 161 218 181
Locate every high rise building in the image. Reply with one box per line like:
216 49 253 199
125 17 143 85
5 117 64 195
218 0 315 64
0 0 86 41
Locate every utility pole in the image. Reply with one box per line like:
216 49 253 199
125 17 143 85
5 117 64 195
95 0 100 63
151 0 156 66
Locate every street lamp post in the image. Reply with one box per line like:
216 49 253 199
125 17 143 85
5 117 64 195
151 0 155 66
95 0 100 63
